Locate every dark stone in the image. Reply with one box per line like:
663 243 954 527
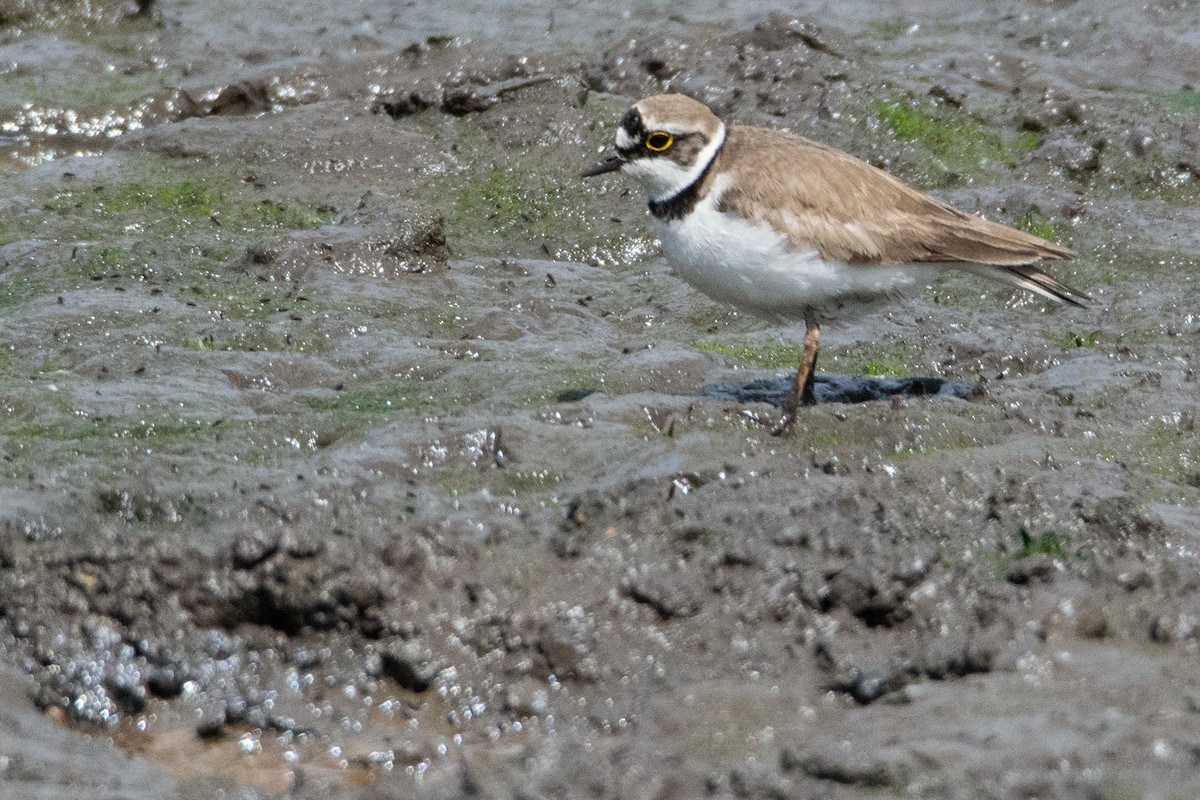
209 81 272 116
782 745 904 786
145 667 184 698
195 716 226 740
380 643 442 692
623 571 704 620
1035 134 1101 175
1005 553 1058 584
232 529 279 569
700 375 974 406
825 563 910 628
375 92 432 119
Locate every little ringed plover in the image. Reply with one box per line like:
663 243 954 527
582 93 1089 434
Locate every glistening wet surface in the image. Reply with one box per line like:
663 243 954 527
1 1 1200 798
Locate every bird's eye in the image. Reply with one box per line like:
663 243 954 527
645 131 674 152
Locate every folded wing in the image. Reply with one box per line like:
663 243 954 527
715 126 1089 306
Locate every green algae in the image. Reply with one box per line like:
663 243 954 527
441 117 569 256
1072 238 1190 294
863 359 911 378
1051 329 1102 349
695 337 918 379
42 174 330 239
1131 419 1200 485
75 245 131 280
1 416 329 478
824 341 922 380
792 401 1005 465
11 417 214 444
446 159 610 261
437 466 569 504
982 526 1087 577
177 321 298 352
304 380 441 416
1075 416 1200 502
0 0 149 30
1012 526 1072 560
433 112 651 265
185 335 220 351
523 363 613 405
1127 170 1200 203
1160 90 1200 111
1092 94 1200 203
0 68 160 115
871 97 1041 186
1015 208 1057 241
453 168 527 229
693 339 805 370
0 160 337 336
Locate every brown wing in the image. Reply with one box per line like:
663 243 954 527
714 126 1088 305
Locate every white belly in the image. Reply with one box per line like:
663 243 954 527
654 189 933 323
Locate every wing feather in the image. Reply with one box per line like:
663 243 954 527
713 126 1087 304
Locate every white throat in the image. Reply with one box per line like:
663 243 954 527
624 123 727 203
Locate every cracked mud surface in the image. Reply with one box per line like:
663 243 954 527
1 1 1200 798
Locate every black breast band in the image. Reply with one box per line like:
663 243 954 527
647 138 725 222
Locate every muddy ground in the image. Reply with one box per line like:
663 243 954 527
1 1 1199 798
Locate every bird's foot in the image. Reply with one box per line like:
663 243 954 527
770 411 797 437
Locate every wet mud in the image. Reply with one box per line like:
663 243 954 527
1 1 1200 798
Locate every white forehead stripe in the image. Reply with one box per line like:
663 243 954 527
615 127 636 150
639 120 700 136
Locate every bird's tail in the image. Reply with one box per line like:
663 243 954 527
961 262 1091 307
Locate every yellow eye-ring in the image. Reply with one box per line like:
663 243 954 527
645 131 674 152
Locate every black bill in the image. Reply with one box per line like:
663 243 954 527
581 156 623 178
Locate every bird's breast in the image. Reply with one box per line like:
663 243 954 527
653 191 931 321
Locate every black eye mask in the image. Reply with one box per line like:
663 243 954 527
617 108 648 158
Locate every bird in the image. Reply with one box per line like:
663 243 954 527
582 93 1089 434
